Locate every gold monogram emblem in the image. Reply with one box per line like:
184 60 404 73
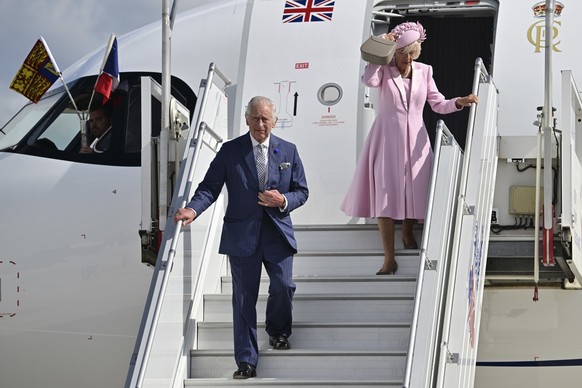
527 20 562 53
527 1 564 53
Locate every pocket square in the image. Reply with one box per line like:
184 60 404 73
279 162 291 170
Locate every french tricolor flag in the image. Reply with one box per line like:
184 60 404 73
94 35 119 103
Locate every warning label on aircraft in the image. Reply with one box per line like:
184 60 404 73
313 114 345 127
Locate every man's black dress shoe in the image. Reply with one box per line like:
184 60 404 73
233 362 256 379
269 335 291 350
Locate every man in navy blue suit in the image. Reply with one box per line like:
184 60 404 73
174 96 309 379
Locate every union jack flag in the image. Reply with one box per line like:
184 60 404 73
282 0 335 23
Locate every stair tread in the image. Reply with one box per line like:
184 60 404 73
205 294 415 300
198 321 410 328
221 275 418 282
184 378 401 386
295 250 419 256
191 349 406 356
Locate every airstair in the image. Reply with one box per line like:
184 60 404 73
186 224 419 387
126 57 499 388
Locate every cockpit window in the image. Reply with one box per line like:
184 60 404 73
0 76 137 165
0 93 63 150
37 105 83 150
0 73 196 166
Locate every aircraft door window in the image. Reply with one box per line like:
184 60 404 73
124 86 142 153
123 88 162 154
317 83 343 106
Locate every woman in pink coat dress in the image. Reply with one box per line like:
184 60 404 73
341 21 478 275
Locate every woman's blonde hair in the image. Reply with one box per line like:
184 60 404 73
397 41 421 60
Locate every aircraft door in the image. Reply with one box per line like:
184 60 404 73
138 76 190 266
233 0 372 224
560 71 582 285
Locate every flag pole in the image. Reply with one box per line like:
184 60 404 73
58 76 83 120
88 34 116 113
39 36 83 120
84 33 116 149
41 36 86 145
57 74 87 151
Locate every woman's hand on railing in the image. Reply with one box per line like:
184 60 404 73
455 94 479 109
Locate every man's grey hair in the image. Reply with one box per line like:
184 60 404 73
245 96 278 122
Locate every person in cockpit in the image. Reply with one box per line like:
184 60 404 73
80 103 113 153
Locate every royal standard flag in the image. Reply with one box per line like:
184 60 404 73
10 37 60 103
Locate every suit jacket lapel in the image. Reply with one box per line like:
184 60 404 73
239 132 286 190
240 133 260 187
268 135 283 189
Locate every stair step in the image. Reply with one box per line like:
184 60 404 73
293 224 422 253
294 225 382 252
184 378 401 387
189 349 406 380
197 322 411 351
203 294 415 323
220 275 417 295
187 224 423 386
293 252 420 277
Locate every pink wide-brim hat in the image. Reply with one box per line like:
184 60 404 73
391 21 427 49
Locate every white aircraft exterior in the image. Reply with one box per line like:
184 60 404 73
0 1 581 387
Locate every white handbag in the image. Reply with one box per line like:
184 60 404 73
360 35 396 65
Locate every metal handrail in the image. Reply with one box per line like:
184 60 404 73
134 123 218 388
402 58 487 387
434 58 496 388
127 62 228 388
403 120 455 388
461 57 488 196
